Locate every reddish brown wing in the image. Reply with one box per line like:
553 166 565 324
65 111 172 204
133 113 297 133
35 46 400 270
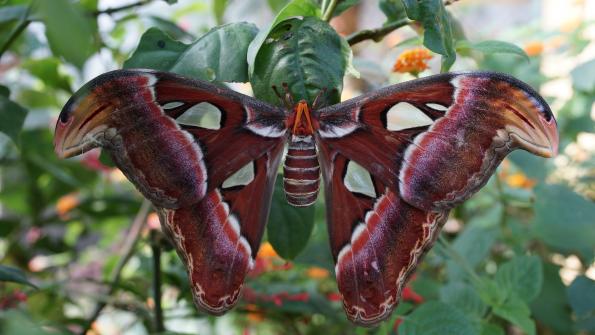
314 72 558 325
54 69 287 314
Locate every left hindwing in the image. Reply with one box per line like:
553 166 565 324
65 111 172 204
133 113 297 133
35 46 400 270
314 72 558 325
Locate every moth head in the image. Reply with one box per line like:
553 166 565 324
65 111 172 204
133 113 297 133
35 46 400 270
54 85 116 159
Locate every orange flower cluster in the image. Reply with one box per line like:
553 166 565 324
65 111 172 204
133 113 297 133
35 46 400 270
392 48 433 75
524 41 544 57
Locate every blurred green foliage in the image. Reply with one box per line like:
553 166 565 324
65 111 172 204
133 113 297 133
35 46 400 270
0 0 593 335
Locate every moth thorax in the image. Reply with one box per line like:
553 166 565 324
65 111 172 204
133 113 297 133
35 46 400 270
283 135 320 207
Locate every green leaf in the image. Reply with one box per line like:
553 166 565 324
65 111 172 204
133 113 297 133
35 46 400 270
446 225 498 280
247 0 321 76
480 322 505 335
0 5 27 24
213 0 228 24
125 22 258 82
379 0 407 22
333 0 360 17
401 0 456 71
251 17 347 105
492 296 536 335
571 58 595 93
34 0 97 68
398 301 480 335
267 0 290 13
533 184 595 254
21 57 71 92
567 276 595 331
146 16 195 41
0 84 9 97
0 95 27 145
495 255 543 303
475 278 507 308
267 176 315 259
0 265 37 288
440 281 488 317
530 263 574 334
456 40 529 62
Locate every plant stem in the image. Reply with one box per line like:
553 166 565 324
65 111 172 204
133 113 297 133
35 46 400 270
151 232 165 332
92 0 152 16
322 0 339 22
80 199 151 335
347 18 410 46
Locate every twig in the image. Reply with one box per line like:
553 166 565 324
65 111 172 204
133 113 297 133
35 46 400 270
347 18 410 46
444 0 460 5
150 231 165 332
80 199 152 335
92 0 153 16
322 0 339 22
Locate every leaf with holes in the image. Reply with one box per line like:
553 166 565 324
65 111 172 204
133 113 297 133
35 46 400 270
125 22 258 82
251 17 347 105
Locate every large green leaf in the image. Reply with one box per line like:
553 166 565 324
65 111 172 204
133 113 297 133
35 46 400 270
495 255 543 303
0 265 37 288
247 0 321 76
440 281 488 318
34 0 97 68
533 184 595 254
492 296 536 335
567 276 595 332
125 22 259 83
398 301 480 335
0 94 28 145
446 225 498 280
22 57 71 92
456 40 529 62
267 176 316 259
251 17 347 105
530 263 574 334
571 58 595 93
401 0 456 71
379 0 407 22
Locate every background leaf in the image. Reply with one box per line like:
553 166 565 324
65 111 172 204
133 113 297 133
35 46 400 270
533 184 595 255
567 276 595 332
456 40 529 62
0 95 28 145
267 176 316 259
495 255 543 302
125 23 258 82
0 265 37 288
401 0 456 71
399 301 480 335
34 0 96 68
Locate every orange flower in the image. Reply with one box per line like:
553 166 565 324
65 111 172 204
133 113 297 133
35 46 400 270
56 193 80 219
257 242 278 258
392 48 433 75
306 266 330 279
524 41 543 57
505 172 536 189
245 304 265 323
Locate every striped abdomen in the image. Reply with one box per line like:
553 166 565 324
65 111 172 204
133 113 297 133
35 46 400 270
283 135 320 207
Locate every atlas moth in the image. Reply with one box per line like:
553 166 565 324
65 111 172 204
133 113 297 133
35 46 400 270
54 69 557 326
